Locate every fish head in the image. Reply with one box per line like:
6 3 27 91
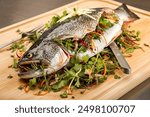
18 40 70 79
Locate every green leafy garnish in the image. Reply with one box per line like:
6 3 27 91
114 75 121 79
82 55 90 63
52 80 69 92
12 58 18 69
99 16 114 30
10 42 25 52
45 10 68 29
29 78 37 88
60 91 68 98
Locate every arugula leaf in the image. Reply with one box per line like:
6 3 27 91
28 31 42 42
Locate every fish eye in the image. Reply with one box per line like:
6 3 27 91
27 53 33 58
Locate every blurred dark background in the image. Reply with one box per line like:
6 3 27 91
0 0 150 28
0 0 149 99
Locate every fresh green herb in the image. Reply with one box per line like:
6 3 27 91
124 48 134 53
10 42 25 52
45 16 60 29
28 31 42 42
99 77 104 83
29 77 37 88
99 16 114 30
12 58 18 69
60 91 68 98
77 46 87 53
52 80 69 92
42 70 51 92
114 74 121 79
122 29 141 41
61 10 68 18
45 10 68 29
70 56 80 65
82 55 90 63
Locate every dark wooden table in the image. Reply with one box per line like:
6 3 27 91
0 0 149 99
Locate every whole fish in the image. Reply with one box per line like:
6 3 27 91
18 4 139 79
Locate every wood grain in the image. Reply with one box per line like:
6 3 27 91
0 0 150 100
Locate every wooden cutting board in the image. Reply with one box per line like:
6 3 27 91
0 0 150 100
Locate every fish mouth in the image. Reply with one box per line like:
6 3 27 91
18 59 50 79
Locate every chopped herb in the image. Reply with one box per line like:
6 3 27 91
124 48 134 53
45 10 68 29
61 10 68 18
16 29 22 34
99 76 107 83
29 77 37 88
82 55 90 63
45 16 60 29
18 85 24 90
10 42 25 52
144 43 150 48
52 80 69 92
60 91 68 98
7 74 13 79
12 58 18 69
99 16 114 30
114 74 121 79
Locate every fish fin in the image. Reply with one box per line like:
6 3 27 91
116 3 140 21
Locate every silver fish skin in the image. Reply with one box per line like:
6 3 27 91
18 4 139 79
77 4 140 59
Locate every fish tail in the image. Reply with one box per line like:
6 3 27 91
116 3 140 21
